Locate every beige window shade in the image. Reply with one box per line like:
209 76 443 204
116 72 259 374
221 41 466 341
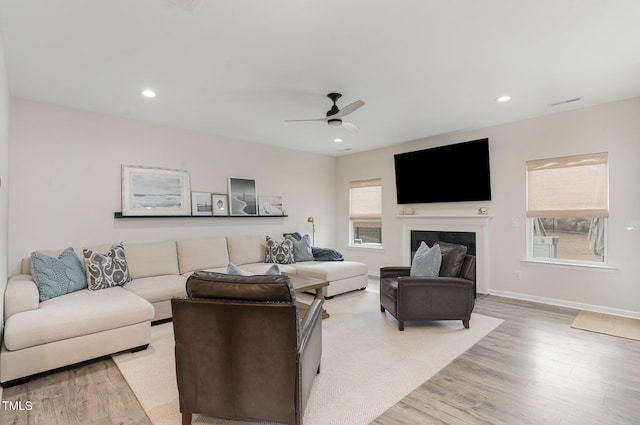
350 179 382 220
526 152 609 217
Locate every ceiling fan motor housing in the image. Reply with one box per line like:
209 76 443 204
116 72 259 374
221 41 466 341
326 92 342 117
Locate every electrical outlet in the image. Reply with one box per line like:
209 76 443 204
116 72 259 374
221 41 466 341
513 270 521 280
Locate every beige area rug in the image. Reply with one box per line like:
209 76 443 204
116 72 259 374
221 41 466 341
571 310 640 341
112 289 503 425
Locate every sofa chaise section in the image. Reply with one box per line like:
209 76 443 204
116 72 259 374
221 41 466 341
1 276 153 385
294 260 369 297
225 235 368 297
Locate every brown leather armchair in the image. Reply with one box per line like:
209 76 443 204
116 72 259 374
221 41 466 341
380 242 476 331
171 271 322 425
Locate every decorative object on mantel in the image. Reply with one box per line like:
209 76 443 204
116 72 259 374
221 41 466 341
191 191 213 216
307 216 316 245
258 196 284 216
121 165 191 216
478 207 488 215
212 194 228 216
228 177 258 216
403 207 415 215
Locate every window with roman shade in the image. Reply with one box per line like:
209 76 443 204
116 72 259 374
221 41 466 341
526 152 609 218
525 152 608 264
349 178 382 245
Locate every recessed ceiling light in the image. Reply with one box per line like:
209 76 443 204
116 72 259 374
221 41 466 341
334 138 343 143
497 95 511 102
141 89 156 98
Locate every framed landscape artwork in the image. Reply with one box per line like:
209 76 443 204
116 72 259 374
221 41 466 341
121 165 191 216
228 177 258 216
258 196 283 216
191 191 213 216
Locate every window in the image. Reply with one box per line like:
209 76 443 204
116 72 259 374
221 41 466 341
349 178 382 246
526 152 608 264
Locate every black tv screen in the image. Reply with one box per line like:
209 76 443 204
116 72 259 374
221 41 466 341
394 138 492 204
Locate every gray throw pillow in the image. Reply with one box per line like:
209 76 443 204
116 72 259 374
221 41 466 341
83 243 132 290
410 242 442 277
263 264 281 275
31 247 87 301
283 233 314 262
226 262 253 276
436 241 468 277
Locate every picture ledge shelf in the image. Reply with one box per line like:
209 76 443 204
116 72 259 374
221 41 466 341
114 212 287 219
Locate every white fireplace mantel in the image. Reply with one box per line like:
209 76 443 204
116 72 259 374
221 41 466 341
398 214 492 294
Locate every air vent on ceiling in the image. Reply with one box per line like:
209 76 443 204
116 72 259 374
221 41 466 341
549 97 584 107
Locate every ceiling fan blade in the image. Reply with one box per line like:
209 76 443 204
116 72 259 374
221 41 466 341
284 117 327 122
342 121 359 131
284 96 365 123
329 100 365 119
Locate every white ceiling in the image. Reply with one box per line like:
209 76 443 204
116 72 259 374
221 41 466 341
1 0 640 156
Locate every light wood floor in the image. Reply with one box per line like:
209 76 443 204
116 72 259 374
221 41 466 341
373 295 640 425
2 294 639 425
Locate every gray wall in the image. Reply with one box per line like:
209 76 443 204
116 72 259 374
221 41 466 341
0 35 10 336
336 97 640 316
7 99 337 275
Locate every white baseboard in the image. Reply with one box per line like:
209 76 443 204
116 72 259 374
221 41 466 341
487 289 640 320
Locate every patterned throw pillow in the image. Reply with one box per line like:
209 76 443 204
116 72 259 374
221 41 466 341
265 236 294 264
30 247 88 301
83 243 132 290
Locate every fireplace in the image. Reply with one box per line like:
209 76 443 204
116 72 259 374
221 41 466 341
400 213 492 294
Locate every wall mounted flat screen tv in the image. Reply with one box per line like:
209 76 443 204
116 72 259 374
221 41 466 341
394 138 491 204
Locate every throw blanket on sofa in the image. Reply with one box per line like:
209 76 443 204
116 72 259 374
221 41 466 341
312 247 344 261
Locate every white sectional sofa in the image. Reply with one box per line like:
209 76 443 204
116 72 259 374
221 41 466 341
1 235 368 385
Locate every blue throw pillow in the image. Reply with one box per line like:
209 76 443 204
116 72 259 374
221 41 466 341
31 247 87 301
226 262 253 276
283 232 314 262
410 242 442 277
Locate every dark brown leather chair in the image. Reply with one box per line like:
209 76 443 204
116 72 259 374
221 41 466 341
380 242 476 331
171 271 322 425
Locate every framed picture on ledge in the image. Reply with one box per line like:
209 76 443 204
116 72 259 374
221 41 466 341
121 165 191 216
259 196 283 216
212 194 228 216
191 191 213 216
228 177 258 216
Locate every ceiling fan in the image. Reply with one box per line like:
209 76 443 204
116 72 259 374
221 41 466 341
285 93 365 131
